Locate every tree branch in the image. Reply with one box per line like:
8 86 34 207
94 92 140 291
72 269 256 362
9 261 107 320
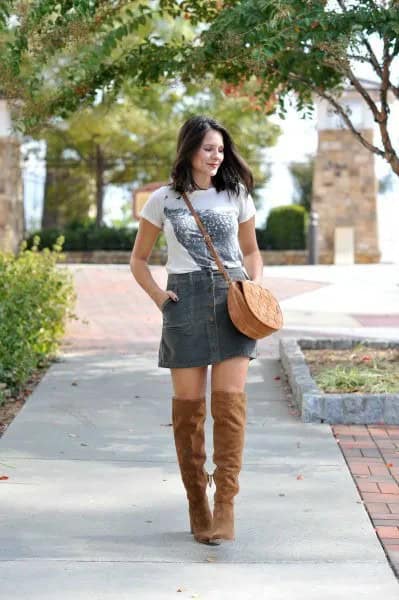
336 0 384 80
361 38 383 79
378 36 399 175
346 66 381 122
283 71 386 159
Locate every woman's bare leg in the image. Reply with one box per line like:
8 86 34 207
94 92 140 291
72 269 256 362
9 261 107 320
171 365 208 399
210 356 249 392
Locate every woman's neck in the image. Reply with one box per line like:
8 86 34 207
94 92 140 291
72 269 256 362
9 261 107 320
192 174 212 190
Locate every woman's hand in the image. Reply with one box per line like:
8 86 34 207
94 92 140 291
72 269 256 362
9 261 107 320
250 278 263 285
157 290 179 311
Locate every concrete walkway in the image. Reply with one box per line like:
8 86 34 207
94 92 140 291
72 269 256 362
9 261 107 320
1 263 399 598
270 263 399 340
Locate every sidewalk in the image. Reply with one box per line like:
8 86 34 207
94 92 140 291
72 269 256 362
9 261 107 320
0 263 398 598
271 263 399 340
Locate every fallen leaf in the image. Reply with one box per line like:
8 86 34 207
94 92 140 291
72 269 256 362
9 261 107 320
71 381 78 386
274 376 281 380
387 463 393 467
296 474 304 480
0 475 9 480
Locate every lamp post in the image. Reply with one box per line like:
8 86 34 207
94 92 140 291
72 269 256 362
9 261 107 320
308 209 319 265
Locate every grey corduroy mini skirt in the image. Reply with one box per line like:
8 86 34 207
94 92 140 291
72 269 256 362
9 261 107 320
158 266 258 368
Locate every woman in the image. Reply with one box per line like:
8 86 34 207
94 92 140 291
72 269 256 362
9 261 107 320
130 115 264 546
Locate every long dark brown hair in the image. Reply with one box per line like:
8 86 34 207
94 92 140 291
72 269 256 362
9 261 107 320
171 115 254 196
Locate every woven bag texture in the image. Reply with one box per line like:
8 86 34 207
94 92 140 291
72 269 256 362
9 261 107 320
227 281 283 340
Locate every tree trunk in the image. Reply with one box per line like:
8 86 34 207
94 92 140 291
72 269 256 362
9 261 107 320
95 144 104 226
42 169 61 229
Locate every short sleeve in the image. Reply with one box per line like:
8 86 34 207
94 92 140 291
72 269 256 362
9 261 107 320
238 186 256 224
140 187 165 229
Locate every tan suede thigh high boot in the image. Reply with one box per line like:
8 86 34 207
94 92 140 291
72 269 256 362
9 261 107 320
172 396 213 544
209 390 247 543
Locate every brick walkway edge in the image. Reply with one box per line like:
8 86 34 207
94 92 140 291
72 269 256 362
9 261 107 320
332 424 399 576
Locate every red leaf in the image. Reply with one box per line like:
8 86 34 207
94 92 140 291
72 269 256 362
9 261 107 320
0 475 9 480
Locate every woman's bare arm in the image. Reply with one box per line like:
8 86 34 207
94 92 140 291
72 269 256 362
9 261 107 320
238 216 264 284
130 218 177 310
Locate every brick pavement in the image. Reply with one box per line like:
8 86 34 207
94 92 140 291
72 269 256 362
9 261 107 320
62 265 167 353
332 424 399 575
354 315 399 327
62 264 325 356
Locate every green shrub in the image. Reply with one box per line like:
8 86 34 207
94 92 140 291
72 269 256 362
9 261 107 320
255 227 269 251
0 236 76 394
25 220 138 251
263 205 308 250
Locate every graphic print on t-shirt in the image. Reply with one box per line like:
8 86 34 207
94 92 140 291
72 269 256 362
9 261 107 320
139 184 256 273
164 206 240 269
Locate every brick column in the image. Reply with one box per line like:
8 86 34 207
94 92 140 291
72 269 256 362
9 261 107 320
312 128 380 264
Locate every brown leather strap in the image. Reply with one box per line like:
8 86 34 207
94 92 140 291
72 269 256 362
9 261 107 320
181 191 232 284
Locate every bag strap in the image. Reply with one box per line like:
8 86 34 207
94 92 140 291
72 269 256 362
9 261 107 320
181 190 232 284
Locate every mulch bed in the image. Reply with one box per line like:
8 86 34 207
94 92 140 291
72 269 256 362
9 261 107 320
303 346 399 393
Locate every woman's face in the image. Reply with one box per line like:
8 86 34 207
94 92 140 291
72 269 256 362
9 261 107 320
191 129 224 181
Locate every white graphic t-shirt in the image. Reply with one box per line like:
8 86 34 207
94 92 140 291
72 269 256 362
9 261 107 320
140 183 256 274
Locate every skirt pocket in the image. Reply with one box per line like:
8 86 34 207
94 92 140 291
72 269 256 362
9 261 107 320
162 285 193 335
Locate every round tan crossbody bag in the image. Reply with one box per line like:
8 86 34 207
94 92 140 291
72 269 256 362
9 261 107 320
181 191 284 340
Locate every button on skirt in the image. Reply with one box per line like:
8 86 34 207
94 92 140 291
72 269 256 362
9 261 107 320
158 267 258 368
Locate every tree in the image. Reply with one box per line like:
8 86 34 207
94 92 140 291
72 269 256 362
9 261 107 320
0 2 278 225
188 0 399 178
3 1 398 183
39 81 280 226
0 1 216 131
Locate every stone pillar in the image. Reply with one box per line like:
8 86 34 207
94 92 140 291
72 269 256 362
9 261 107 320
0 101 24 253
312 86 381 264
312 128 380 263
